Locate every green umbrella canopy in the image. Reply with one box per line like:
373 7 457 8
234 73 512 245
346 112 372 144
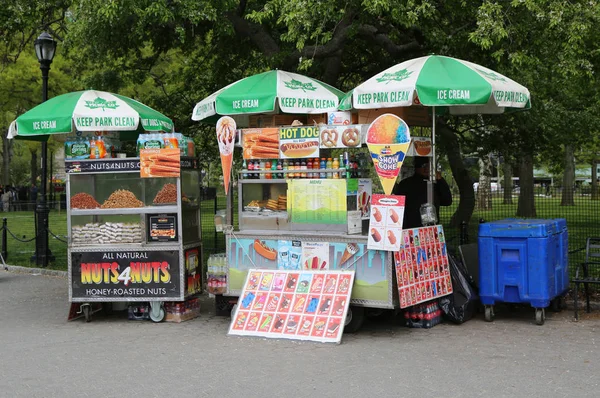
9 90 174 141
192 70 345 123
339 55 531 114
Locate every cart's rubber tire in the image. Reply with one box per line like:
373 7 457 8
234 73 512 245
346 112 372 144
344 306 365 333
150 307 166 323
535 308 545 325
484 306 494 322
83 305 92 323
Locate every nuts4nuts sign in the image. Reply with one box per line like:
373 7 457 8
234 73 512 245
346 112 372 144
70 250 181 301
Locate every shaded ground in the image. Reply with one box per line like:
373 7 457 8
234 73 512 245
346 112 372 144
0 270 598 398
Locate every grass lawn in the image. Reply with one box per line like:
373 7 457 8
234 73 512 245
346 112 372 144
3 194 599 273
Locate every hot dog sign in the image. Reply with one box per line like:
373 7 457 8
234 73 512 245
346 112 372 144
367 194 405 251
279 126 320 159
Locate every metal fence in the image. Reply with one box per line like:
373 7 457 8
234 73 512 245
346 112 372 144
439 187 600 273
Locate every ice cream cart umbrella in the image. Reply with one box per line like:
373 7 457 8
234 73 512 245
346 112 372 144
338 55 531 170
8 89 174 140
191 70 345 123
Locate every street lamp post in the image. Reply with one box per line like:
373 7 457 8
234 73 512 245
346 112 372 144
33 32 57 267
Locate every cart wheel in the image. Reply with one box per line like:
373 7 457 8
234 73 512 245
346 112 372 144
484 305 494 322
559 296 568 310
149 302 166 323
344 306 365 333
82 305 92 323
535 308 545 325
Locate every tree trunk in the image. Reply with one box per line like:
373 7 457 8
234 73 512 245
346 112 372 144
30 149 38 187
502 160 513 204
560 144 575 206
476 154 492 210
517 154 536 217
2 134 12 186
591 159 598 200
437 122 475 227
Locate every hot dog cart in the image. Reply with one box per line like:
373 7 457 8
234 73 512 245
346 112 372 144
216 114 399 331
66 156 202 322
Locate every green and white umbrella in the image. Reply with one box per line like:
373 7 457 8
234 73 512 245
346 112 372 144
8 90 174 139
339 55 531 114
192 70 344 122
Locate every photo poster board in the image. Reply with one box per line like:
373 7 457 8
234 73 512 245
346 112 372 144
367 194 405 251
229 269 355 344
394 225 453 309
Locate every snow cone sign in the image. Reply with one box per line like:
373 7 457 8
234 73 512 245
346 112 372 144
366 114 411 195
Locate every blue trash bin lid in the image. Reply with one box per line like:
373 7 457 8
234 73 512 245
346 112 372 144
478 218 567 238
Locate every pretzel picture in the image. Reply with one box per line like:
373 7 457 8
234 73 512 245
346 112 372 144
341 127 360 147
140 148 180 178
320 129 338 148
242 128 280 159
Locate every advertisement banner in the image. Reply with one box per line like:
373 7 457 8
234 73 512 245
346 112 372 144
241 128 280 159
319 125 362 149
367 194 405 251
302 242 330 270
70 250 180 300
279 126 320 159
216 116 236 194
394 225 453 308
140 148 180 178
408 136 432 157
229 269 355 343
228 237 391 303
366 114 411 195
357 179 372 220
288 179 346 224
185 247 202 296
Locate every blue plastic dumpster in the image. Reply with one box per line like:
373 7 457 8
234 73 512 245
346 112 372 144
478 218 568 325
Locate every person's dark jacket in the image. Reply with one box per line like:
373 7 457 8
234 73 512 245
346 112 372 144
392 174 452 228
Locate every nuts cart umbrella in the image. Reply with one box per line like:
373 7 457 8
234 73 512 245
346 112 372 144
338 55 531 170
8 90 174 140
191 70 345 122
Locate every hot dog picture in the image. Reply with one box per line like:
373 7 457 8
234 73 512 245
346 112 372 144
253 239 277 261
280 140 319 158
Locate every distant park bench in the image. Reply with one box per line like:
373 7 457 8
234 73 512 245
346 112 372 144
572 237 600 320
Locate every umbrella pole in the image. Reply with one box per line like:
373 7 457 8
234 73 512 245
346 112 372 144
432 106 436 179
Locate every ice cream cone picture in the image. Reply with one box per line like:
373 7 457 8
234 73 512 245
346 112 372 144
339 243 359 267
366 114 411 195
216 116 237 195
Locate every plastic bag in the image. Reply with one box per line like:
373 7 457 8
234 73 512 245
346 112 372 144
439 252 478 324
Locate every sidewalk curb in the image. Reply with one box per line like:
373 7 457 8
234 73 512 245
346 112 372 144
4 265 67 278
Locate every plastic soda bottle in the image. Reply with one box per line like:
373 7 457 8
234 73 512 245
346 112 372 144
319 158 326 179
265 160 272 179
326 158 333 178
332 157 339 179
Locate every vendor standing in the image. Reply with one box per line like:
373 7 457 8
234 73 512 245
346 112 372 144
392 156 453 228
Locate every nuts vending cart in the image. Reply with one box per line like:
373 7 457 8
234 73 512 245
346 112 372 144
66 156 202 322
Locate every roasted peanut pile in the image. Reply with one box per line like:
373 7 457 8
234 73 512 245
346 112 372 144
153 183 177 204
101 189 143 208
71 193 100 209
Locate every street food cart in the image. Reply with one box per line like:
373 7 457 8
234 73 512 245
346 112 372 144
66 152 202 322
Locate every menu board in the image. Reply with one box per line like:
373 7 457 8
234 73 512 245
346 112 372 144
367 194 405 251
229 269 355 344
288 179 346 224
394 225 453 308
147 214 178 242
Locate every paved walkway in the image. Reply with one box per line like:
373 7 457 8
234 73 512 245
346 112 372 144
0 269 598 398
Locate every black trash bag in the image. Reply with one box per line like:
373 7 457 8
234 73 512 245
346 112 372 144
439 252 478 324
